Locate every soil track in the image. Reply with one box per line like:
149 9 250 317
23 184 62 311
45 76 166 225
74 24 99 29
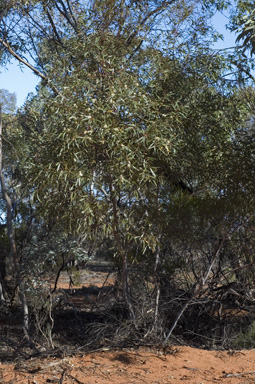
1 346 255 383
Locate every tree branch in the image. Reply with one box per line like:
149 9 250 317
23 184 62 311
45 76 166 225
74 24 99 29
0 38 66 98
54 0 78 33
0 38 47 80
126 1 175 45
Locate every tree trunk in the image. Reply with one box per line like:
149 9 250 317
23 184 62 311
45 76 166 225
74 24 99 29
0 246 7 301
0 278 5 301
0 104 30 338
153 187 161 328
153 244 161 326
109 179 136 326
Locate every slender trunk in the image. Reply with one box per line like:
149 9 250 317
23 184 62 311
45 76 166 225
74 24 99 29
145 185 162 338
0 278 5 301
153 186 161 327
122 254 136 323
145 242 161 338
0 248 6 301
109 179 136 326
153 244 161 326
90 169 95 196
0 107 5 301
0 105 30 338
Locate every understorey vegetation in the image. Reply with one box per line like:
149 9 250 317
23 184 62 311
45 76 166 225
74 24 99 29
1 0 255 358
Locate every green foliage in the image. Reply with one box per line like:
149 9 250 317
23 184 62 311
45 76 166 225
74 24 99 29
2 0 255 348
234 321 255 349
0 89 16 114
230 1 255 60
15 1 252 265
231 1 255 54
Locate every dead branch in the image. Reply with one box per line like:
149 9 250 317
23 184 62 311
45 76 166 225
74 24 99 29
163 236 226 345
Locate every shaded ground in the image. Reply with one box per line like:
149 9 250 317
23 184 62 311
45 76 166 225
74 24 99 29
1 346 255 383
1 262 255 383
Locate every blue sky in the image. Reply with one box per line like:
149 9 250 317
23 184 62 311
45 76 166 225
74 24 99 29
0 9 237 109
0 62 40 108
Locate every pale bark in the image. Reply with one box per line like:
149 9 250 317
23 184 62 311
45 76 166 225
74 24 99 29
0 108 5 301
153 244 161 326
153 187 161 328
0 277 5 301
0 105 30 338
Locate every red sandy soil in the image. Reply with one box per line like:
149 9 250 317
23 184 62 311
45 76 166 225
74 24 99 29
2 267 255 383
1 346 255 383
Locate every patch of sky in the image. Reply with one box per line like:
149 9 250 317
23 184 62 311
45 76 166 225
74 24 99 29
0 61 40 109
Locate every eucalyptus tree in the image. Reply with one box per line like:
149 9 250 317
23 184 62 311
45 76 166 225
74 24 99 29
0 89 17 301
1 0 254 339
18 2 237 317
0 90 34 346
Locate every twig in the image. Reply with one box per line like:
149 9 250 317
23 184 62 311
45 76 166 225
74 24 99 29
51 255 66 294
59 368 67 383
223 371 255 378
65 373 87 384
163 237 226 345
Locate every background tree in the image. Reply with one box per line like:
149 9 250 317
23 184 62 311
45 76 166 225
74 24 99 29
0 89 17 301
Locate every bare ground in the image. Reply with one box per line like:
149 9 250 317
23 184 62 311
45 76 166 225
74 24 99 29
1 346 255 383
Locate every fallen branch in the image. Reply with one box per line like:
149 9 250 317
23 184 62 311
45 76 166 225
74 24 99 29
66 373 87 384
223 371 255 378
